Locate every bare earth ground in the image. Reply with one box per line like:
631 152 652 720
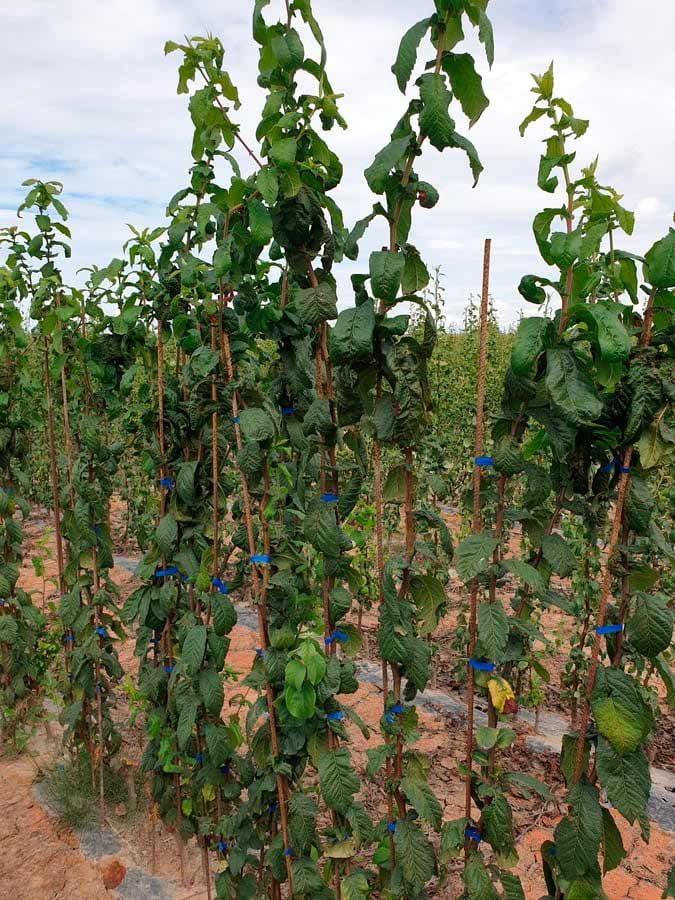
0 504 672 899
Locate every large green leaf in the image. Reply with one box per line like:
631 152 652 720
364 136 411 194
545 348 603 426
463 857 498 899
483 791 514 853
476 600 509 662
318 748 359 813
455 534 498 583
591 668 651 755
284 682 316 719
0 615 18 644
541 533 576 577
442 52 489 126
182 624 207 674
410 574 446 636
246 198 273 245
239 407 276 442
645 228 675 288
596 737 651 824
400 776 442 830
369 251 404 304
601 807 627 874
391 18 430 93
155 514 177 556
418 73 455 150
511 316 554 375
199 667 224 715
554 781 602 880
393 819 436 894
295 282 338 325
568 303 631 363
204 723 229 767
627 593 673 657
330 300 375 363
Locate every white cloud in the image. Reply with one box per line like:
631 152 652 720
1 0 674 325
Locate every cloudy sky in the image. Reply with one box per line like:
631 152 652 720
1 0 673 328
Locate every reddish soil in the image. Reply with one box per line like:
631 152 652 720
0 505 672 899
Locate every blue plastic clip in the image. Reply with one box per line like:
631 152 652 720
465 826 482 844
211 577 229 594
194 754 203 766
475 456 493 468
216 841 228 854
268 802 278 814
596 623 623 635
469 658 495 672
387 822 397 834
164 665 173 674
325 629 348 645
281 406 295 417
95 626 108 639
255 648 265 658
390 703 404 714
250 554 271 565
63 634 74 643
320 492 339 503
284 848 293 858
326 710 344 721
158 477 174 489
231 415 240 425
155 566 179 578
220 764 230 775
149 637 160 645
600 457 631 475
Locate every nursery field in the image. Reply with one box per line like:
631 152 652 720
1 2 674 899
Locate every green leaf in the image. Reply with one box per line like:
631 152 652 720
455 534 498 583
463 857 498 899
476 600 509 662
400 776 442 830
268 137 297 167
176 461 198 504
285 657 306 690
410 574 446 636
500 872 525 900
596 737 651 824
483 791 514 853
391 18 430 93
255 168 278 205
212 596 237 636
247 198 273 245
285 682 316 719
364 136 411 194
592 668 651 755
568 303 631 363
418 73 455 150
369 251 405 304
296 282 338 325
645 229 675 288
601 807 627 874
0 615 18 644
182 625 207 674
541 533 576 578
545 348 603 426
366 744 391 779
511 316 554 375
519 106 546 137
318 748 359 813
330 300 375 363
155 514 177 556
393 819 436 894
503 558 545 594
239 407 276 442
177 697 197 750
662 865 675 898
475 726 516 751
549 229 583 269
503 771 553 800
199 667 224 715
442 53 489 126
340 873 370 900
402 246 430 293
627 593 673 657
518 274 553 305
205 723 229 767
554 781 602 880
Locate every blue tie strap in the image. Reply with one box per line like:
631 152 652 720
211 577 229 594
600 456 631 475
284 847 293 858
469 659 495 672
475 456 493 468
387 822 397 834
155 566 179 578
326 710 344 721
255 648 265 658
63 634 74 643
164 665 174 674
281 406 295 416
320 492 339 503
465 826 482 844
216 841 228 854
596 623 623 635
325 629 348 645
250 554 271 565
268 802 278 814
231 415 240 425
194 754 203 766
158 477 174 489
220 764 230 775
95 627 108 639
